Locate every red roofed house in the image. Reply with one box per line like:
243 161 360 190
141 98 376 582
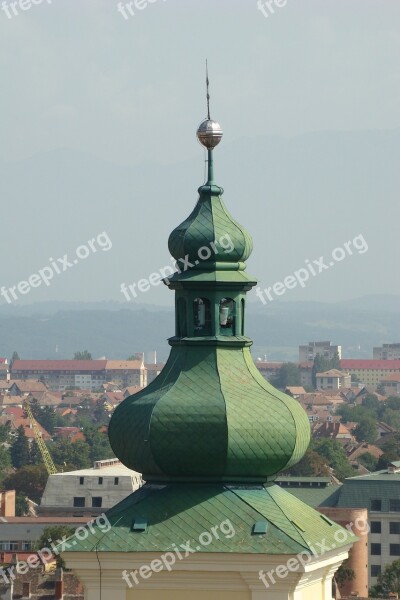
380 372 400 396
316 369 351 391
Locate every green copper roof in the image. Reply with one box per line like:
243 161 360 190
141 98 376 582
64 483 356 555
109 346 310 483
108 119 311 489
168 185 253 266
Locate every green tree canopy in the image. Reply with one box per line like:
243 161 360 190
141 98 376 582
353 417 378 443
10 351 20 364
284 449 330 477
311 439 355 481
11 425 30 469
48 438 91 470
73 350 92 360
270 363 301 389
370 558 400 597
3 465 48 504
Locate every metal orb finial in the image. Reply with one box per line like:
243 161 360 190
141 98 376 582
197 119 223 149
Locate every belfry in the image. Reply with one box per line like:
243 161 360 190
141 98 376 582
63 78 356 600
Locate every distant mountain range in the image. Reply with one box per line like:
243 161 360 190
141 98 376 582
0 295 399 363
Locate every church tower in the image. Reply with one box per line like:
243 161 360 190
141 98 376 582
63 79 356 600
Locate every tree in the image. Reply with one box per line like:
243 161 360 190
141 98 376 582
354 417 378 443
10 351 20 365
311 439 355 481
382 408 400 432
30 400 57 435
0 423 10 444
361 394 380 414
370 558 400 597
270 363 301 389
49 439 91 470
83 423 115 463
380 433 400 458
0 446 11 482
386 396 400 411
3 465 48 503
11 425 30 468
73 351 92 360
335 564 355 590
284 449 330 477
36 525 75 566
358 452 379 472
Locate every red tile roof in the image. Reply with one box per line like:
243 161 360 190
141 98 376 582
12 360 107 372
341 360 400 370
105 360 143 370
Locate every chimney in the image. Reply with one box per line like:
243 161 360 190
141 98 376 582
22 581 31 599
0 491 16 518
55 567 64 600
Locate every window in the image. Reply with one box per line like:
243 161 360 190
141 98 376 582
219 298 235 336
92 497 102 508
390 544 400 556
370 521 382 534
390 499 400 512
98 477 103 485
371 543 381 555
22 542 32 551
177 298 187 337
371 565 381 577
73 497 85 507
114 477 119 485
193 298 211 336
390 522 400 534
79 477 84 485
371 499 382 511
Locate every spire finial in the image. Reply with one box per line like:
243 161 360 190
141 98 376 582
206 59 211 120
196 62 223 152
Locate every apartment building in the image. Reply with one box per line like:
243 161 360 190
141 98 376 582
11 359 146 392
373 343 400 360
299 341 342 363
334 462 400 587
341 359 400 390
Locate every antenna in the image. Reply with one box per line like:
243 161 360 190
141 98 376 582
206 59 211 120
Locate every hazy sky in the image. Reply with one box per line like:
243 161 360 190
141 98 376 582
0 0 399 306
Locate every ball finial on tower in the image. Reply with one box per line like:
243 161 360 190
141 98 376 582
196 60 223 150
196 119 223 149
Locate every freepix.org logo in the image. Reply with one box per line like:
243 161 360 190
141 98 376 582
122 518 236 587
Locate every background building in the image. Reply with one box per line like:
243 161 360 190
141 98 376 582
316 369 351 390
11 360 146 392
39 459 143 517
299 341 342 363
373 343 400 360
